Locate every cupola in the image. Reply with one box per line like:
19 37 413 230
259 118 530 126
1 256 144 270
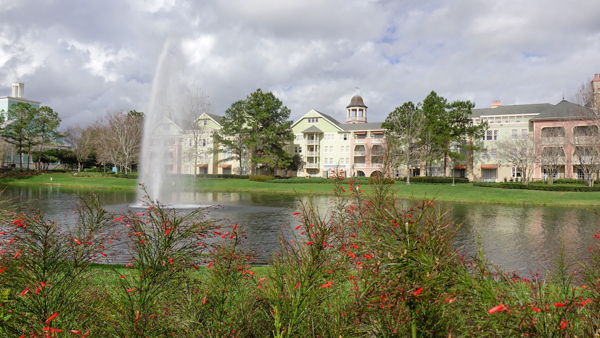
346 94 367 124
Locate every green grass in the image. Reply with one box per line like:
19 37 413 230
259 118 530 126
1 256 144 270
3 173 600 206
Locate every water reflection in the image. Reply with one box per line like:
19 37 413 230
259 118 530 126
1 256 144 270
2 185 599 275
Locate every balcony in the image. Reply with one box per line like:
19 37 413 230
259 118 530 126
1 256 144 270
354 163 367 168
371 162 383 168
371 150 385 156
354 138 367 143
306 139 319 145
306 151 319 157
541 137 565 145
354 151 366 156
573 136 596 145
305 162 320 168
371 138 385 143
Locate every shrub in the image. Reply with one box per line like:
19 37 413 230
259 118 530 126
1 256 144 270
367 176 396 185
473 182 600 192
249 175 276 182
196 174 250 179
406 176 469 184
267 177 331 184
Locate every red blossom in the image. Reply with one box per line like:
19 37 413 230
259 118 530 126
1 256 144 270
0 267 5 274
295 283 300 289
554 302 565 307
45 312 59 323
487 304 507 314
127 288 135 293
165 229 171 236
12 219 23 224
293 212 300 215
207 262 214 268
531 306 541 312
136 213 143 216
560 318 568 329
306 241 314 246
70 330 82 334
414 287 423 296
14 250 21 258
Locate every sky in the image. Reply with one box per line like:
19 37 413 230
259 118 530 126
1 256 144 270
1 0 599 128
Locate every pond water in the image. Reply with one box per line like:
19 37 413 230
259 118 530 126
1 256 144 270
1 184 599 278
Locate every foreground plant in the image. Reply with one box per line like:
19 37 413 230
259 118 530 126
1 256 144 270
0 193 116 336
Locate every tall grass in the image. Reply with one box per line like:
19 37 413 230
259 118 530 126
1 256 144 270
1 177 600 336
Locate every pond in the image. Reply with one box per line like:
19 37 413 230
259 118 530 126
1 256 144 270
1 184 599 278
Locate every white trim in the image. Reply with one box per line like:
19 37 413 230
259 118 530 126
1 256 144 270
291 109 344 131
195 113 222 127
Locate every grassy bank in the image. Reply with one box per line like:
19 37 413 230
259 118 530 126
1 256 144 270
3 173 600 206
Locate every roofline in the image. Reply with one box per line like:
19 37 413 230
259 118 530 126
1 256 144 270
477 113 540 118
0 96 42 105
291 109 343 131
196 112 222 127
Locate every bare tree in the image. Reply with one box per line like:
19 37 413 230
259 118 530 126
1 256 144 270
64 125 94 172
0 139 12 167
94 111 143 174
496 133 538 185
382 102 424 185
538 126 566 185
179 88 212 180
570 123 600 186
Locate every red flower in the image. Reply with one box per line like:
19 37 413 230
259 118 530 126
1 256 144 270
0 267 5 274
165 229 171 236
487 304 507 314
321 281 333 288
295 283 300 289
560 318 568 329
127 288 135 293
554 302 565 307
581 299 592 307
70 330 82 334
207 262 214 268
364 254 372 259
12 218 23 224
414 287 423 296
295 225 301 230
531 306 541 312
14 250 21 258
45 312 59 323
73 238 81 245
203 297 207 304
293 212 300 215
306 241 314 246
136 213 143 216
192 265 199 270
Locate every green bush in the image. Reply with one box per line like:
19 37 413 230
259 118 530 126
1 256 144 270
196 174 250 179
249 175 276 182
404 176 469 184
473 182 600 192
267 177 330 184
367 176 396 185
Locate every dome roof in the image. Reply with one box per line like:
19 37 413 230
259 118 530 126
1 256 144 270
347 95 367 108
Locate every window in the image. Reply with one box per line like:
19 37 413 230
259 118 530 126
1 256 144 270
512 167 522 178
340 146 344 152
203 120 207 126
202 139 207 147
511 129 518 140
374 133 384 139
184 166 191 174
494 130 499 140
521 129 528 140
341 134 349 141
298 146 302 153
356 134 366 139
346 146 349 152
481 150 488 160
330 158 333 164
491 149 497 160
294 147 298 153
330 146 334 152
485 130 492 140
324 158 328 165
324 146 328 153
307 118 319 124
345 158 349 164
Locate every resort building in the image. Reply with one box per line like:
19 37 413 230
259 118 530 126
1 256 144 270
290 95 387 178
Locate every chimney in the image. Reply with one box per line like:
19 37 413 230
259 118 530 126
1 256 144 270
593 74 600 82
491 100 502 108
11 82 24 98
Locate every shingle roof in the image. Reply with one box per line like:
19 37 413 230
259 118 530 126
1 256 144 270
531 100 595 120
340 122 383 131
302 125 323 133
206 113 222 124
471 103 553 118
313 110 343 126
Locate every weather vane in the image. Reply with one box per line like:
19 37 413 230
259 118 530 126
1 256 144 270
355 87 360 95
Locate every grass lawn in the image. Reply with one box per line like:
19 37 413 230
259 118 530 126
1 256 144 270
2 173 600 206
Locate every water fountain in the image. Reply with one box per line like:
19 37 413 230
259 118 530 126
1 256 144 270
137 38 193 206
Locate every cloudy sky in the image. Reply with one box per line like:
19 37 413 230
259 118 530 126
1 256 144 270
1 0 599 127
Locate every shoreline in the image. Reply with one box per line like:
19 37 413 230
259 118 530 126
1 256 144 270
2 174 600 207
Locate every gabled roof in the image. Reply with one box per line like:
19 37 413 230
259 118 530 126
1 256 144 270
206 113 222 125
531 100 595 121
291 109 344 131
471 103 553 118
302 125 323 133
340 122 383 131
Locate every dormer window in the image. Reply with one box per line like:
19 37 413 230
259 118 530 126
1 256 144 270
203 120 207 126
307 118 319 124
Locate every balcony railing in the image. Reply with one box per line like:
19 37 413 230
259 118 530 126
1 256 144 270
354 138 367 143
371 138 385 143
306 139 319 145
305 162 320 168
306 151 319 157
354 151 366 156
573 136 596 145
354 163 367 168
371 162 383 168
371 150 385 156
541 137 565 145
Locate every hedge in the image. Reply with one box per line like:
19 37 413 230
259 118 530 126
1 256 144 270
196 174 249 179
404 177 469 184
473 182 600 192
266 177 371 184
249 175 276 182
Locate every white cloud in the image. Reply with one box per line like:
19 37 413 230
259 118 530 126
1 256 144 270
65 41 135 82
